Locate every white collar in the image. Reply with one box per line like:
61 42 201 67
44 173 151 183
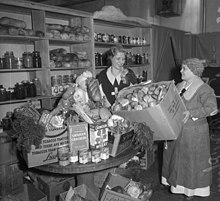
107 67 122 85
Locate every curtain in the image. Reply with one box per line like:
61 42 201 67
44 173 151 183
152 25 190 83
195 32 220 62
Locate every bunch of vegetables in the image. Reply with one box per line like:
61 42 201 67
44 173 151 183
9 106 46 153
112 82 170 112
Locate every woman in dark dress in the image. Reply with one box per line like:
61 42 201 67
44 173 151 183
97 45 137 107
161 58 218 200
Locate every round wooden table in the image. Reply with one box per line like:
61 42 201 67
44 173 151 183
35 147 138 200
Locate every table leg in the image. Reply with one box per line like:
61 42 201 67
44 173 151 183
76 172 100 200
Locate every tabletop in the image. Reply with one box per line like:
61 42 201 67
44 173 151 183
35 147 138 174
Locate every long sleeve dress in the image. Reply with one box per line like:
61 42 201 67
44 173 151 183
97 67 137 107
161 78 218 197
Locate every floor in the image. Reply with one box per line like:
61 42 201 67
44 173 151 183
139 134 220 201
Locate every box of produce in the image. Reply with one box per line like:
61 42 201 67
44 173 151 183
113 81 186 141
100 173 153 201
38 175 76 201
68 122 89 153
23 126 69 168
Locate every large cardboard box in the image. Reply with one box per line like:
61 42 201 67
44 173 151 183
59 184 97 201
0 132 18 166
23 127 69 168
108 130 134 157
100 173 140 201
22 183 47 201
115 81 186 141
38 175 76 201
0 162 24 196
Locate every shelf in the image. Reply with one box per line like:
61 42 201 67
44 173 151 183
48 38 91 45
49 67 88 71
0 68 44 73
0 96 52 105
95 41 150 48
0 35 45 44
94 19 151 28
95 64 149 69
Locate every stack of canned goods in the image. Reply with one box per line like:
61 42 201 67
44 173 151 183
51 74 77 96
94 32 147 45
57 146 110 166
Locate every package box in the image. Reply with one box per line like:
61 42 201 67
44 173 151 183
101 188 140 201
23 183 47 201
115 81 187 141
68 122 89 153
38 175 76 201
0 133 18 166
0 163 24 196
59 184 97 201
140 145 157 170
100 173 140 201
108 130 134 157
23 127 69 168
89 122 108 148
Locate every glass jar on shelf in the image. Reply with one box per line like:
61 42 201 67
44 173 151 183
23 52 33 68
33 78 42 96
15 57 23 69
32 51 42 68
0 85 7 101
14 82 25 99
3 51 16 69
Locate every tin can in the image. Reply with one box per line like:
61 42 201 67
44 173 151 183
2 116 12 131
110 34 115 43
127 36 131 44
69 151 79 163
122 35 127 44
91 149 101 163
100 147 109 160
97 33 102 42
118 36 122 43
79 150 89 164
94 32 98 41
58 146 70 166
102 33 109 43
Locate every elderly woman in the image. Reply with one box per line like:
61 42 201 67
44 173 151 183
161 58 218 201
97 45 137 107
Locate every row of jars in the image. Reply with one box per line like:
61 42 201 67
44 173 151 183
0 78 42 101
0 51 42 69
94 32 147 45
95 52 149 66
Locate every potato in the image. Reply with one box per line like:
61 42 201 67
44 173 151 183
134 104 143 110
130 101 138 108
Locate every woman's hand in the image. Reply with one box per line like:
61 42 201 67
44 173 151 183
182 110 191 124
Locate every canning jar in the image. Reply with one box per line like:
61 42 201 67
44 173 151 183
0 57 3 69
14 82 25 99
32 51 42 68
33 78 42 96
29 81 37 97
0 85 7 101
23 52 33 68
3 51 16 69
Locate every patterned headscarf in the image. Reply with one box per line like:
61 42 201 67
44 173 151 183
182 58 205 77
